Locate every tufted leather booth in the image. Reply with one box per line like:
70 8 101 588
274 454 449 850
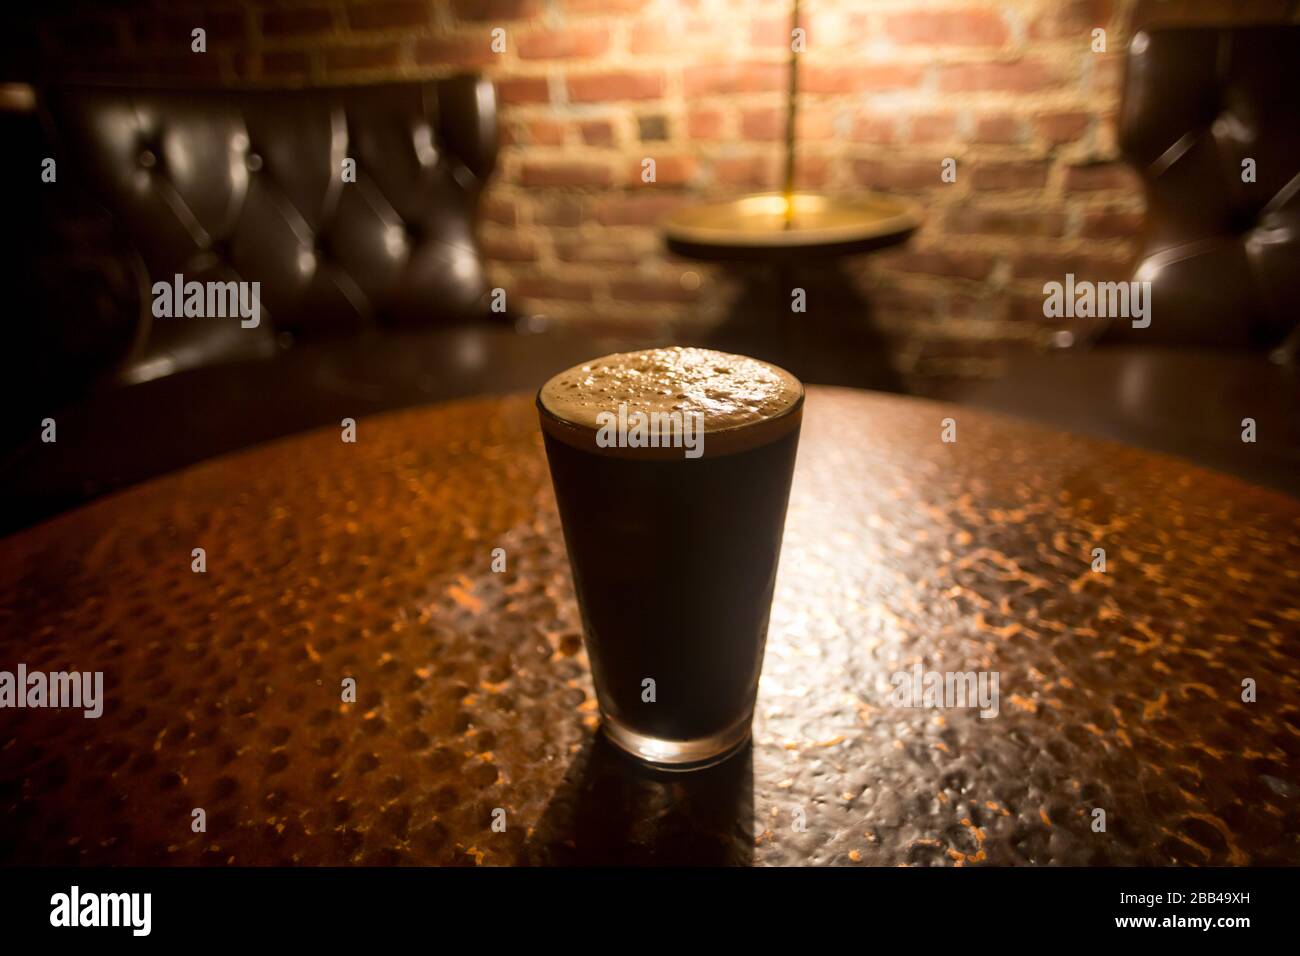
39 76 501 384
0 76 662 534
959 22 1300 498
1107 25 1300 351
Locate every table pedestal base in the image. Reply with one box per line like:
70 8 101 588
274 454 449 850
696 262 903 392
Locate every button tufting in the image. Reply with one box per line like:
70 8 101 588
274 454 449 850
1211 111 1247 143
42 76 501 347
385 225 408 256
412 123 437 167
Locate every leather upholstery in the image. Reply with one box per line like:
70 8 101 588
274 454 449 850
958 23 1300 495
1111 25 1300 349
39 76 499 383
1 76 625 532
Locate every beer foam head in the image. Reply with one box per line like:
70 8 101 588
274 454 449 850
538 347 803 456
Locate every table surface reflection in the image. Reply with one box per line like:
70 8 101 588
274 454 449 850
1 387 1297 865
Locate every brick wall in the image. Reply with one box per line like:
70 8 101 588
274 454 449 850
15 0 1300 388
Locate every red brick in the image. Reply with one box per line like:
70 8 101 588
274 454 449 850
451 0 539 21
262 7 333 38
520 162 613 187
974 114 1022 144
414 36 497 68
714 156 776 188
750 14 819 48
1036 111 1091 145
908 114 958 144
739 108 833 142
803 64 923 93
1081 207 1143 239
1063 162 1139 193
946 295 1011 321
971 162 1049 190
482 196 518 226
939 61 1059 93
688 110 725 140
515 277 595 301
683 62 783 96
567 71 664 102
513 119 566 147
1010 250 1131 281
610 277 698 303
324 43 401 71
631 155 697 186
882 250 996 281
741 109 780 141
1006 291 1059 322
628 20 673 55
579 120 615 147
346 1 429 31
1028 0 1114 40
534 198 585 226
594 195 686 226
945 206 1067 237
853 159 948 191
480 233 537 262
791 110 836 141
518 27 609 60
1090 54 1125 95
794 155 831 189
555 240 645 265
851 115 896 144
884 10 1008 47
496 76 550 105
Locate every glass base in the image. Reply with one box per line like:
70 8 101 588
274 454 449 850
600 711 753 772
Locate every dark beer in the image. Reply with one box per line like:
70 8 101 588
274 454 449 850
538 347 803 769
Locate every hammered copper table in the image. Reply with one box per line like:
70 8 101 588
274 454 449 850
2 388 1298 866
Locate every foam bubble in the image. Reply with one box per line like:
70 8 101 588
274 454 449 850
539 347 803 436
